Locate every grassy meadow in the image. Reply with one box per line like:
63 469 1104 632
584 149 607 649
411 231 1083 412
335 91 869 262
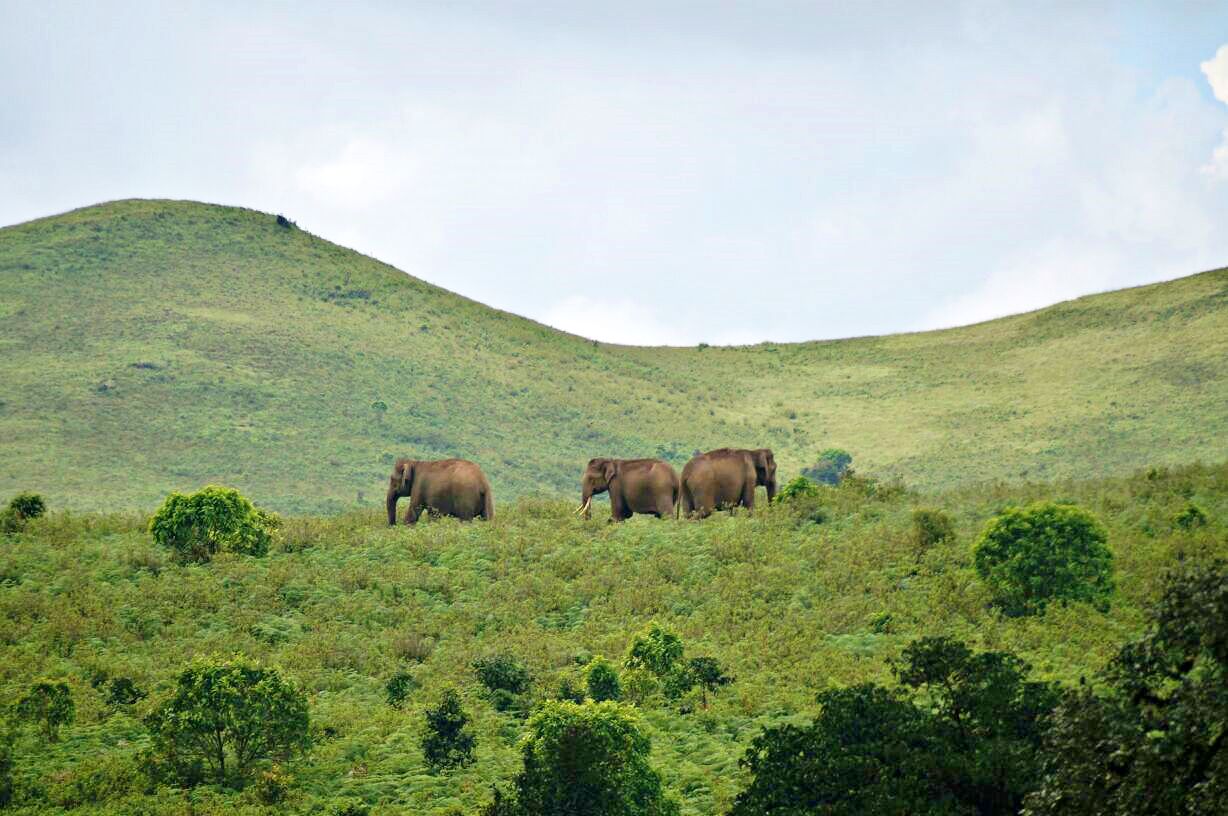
1 199 1226 512
0 463 1225 814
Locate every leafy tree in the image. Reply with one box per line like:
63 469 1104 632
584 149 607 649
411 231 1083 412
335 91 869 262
421 689 476 771
16 680 74 742
555 675 586 704
473 654 532 712
687 657 733 708
385 670 418 709
802 449 852 485
584 656 621 702
731 637 1059 816
973 502 1114 616
1024 561 1228 816
492 700 679 816
912 508 955 550
143 655 309 787
149 485 280 563
0 724 12 808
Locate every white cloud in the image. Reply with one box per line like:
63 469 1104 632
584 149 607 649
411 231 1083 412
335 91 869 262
1201 44 1228 104
540 296 690 346
1201 45 1228 180
920 241 1120 330
295 138 415 209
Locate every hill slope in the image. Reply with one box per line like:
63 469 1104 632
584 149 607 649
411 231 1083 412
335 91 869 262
1 199 1226 511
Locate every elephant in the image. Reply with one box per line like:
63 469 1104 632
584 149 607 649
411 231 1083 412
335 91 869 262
576 457 681 522
386 458 494 525
680 448 777 518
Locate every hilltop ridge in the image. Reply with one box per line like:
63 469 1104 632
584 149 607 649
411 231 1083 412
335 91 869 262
1 199 1226 511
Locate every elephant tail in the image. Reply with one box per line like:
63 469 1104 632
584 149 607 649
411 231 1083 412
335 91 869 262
680 479 694 519
483 486 495 521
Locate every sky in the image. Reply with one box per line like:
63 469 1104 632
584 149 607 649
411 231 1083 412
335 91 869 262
3 1 1227 345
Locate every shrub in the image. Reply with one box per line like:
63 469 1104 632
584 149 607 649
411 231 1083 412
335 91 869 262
911 508 955 550
775 476 820 503
144 655 309 787
391 631 435 663
624 622 684 678
105 676 147 707
331 798 371 816
584 656 621 702
473 654 532 701
555 675 586 704
384 670 419 709
492 700 679 816
255 764 290 805
0 726 13 808
7 493 45 520
149 485 279 563
802 448 852 485
1173 502 1207 530
1024 561 1228 816
17 680 74 742
421 689 476 771
973 502 1114 616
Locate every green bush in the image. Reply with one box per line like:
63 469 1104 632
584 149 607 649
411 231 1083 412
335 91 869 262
625 622 684 678
105 676 146 707
911 508 955 550
421 689 476 771
775 476 820 503
149 485 279 563
17 680 74 742
330 798 371 816
0 728 12 809
384 670 418 709
584 656 621 702
255 764 291 804
490 700 679 816
473 654 532 711
143 655 309 787
973 502 1114 616
1173 502 1207 530
7 492 45 520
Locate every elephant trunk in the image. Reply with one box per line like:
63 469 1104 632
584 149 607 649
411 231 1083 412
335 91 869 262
766 479 778 504
386 489 399 526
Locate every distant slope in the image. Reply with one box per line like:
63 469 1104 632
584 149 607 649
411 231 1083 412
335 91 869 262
1 199 1225 512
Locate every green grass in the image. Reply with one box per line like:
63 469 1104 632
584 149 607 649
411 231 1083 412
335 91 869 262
0 463 1225 814
1 199 1226 512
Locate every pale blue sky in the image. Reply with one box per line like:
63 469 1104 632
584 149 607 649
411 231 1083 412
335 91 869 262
3 1 1227 344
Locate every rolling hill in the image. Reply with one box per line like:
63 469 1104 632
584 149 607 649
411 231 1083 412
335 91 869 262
1 199 1226 512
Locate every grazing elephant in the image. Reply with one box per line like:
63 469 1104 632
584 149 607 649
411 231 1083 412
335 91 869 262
386 458 494 525
681 448 777 518
577 458 681 522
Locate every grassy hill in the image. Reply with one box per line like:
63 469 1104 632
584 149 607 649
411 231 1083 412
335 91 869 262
1 199 1226 512
0 463 1225 814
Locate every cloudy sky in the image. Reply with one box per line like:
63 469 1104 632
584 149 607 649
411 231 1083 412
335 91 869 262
3 2 1227 345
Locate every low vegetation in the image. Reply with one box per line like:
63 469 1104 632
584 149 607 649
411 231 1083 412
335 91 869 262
0 462 1224 813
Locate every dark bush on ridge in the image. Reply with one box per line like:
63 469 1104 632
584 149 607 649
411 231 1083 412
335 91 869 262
973 502 1113 616
911 508 955 551
802 448 852 485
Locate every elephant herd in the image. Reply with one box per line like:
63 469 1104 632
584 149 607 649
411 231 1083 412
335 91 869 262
386 448 777 525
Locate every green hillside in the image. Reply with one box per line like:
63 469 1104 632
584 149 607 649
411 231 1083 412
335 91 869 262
1 199 1226 512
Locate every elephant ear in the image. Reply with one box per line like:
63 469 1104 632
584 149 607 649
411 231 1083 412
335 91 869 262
602 460 617 483
399 460 416 491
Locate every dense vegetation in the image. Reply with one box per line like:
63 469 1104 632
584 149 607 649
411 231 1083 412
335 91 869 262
1 200 1226 512
0 462 1224 814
